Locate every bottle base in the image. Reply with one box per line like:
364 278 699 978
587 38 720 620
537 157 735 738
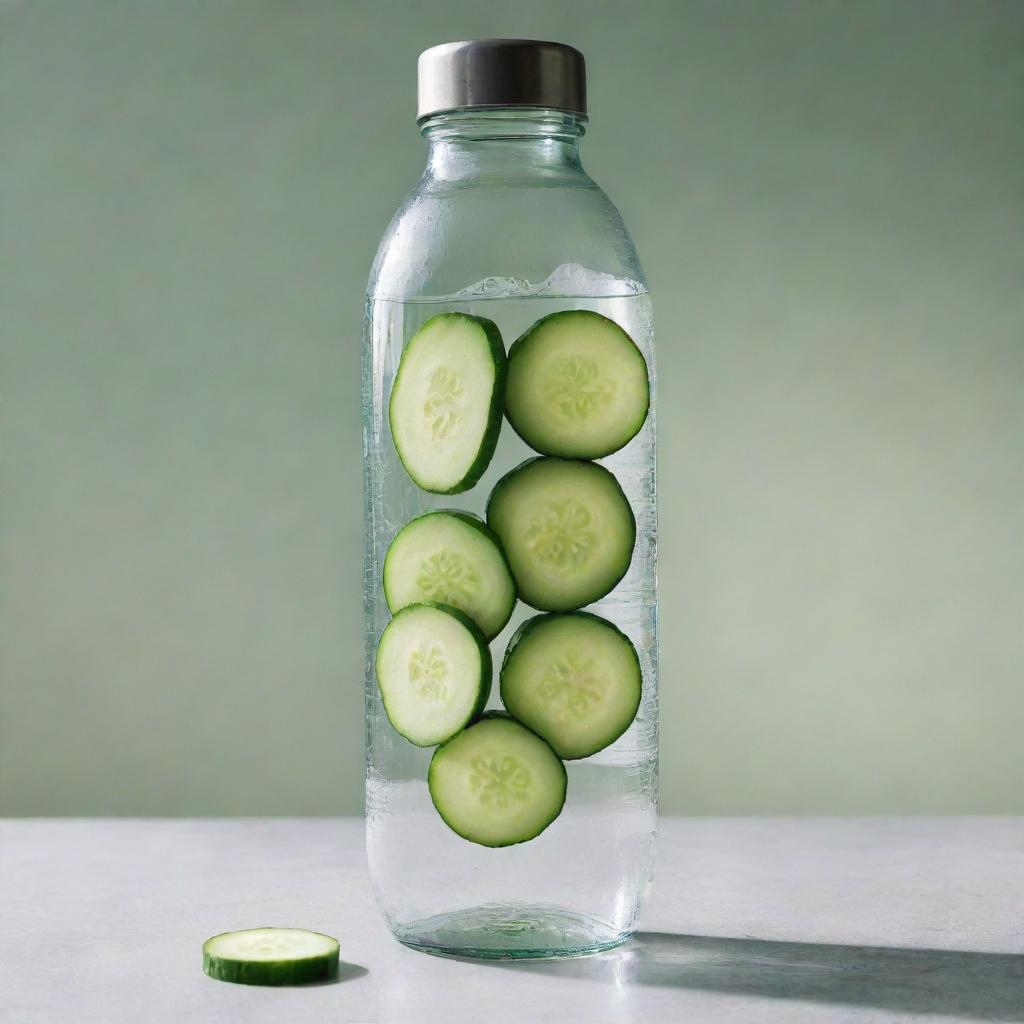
392 903 633 961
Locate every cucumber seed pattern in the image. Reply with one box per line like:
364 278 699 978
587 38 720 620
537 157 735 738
233 932 308 956
423 367 464 440
408 644 449 700
541 356 614 421
539 650 605 721
416 549 480 603
525 499 596 569
469 754 531 808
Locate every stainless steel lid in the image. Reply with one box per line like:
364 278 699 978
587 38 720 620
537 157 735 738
417 39 587 122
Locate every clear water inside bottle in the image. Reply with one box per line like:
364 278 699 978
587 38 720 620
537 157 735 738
362 265 658 958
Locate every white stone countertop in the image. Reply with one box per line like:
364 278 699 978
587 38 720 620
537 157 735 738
2 817 1022 1023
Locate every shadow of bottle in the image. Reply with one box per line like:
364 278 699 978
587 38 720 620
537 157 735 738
494 931 1024 1020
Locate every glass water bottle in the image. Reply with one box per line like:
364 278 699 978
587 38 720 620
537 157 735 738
362 39 657 959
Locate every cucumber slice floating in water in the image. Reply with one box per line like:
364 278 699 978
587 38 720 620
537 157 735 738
202 928 339 986
383 510 517 640
505 310 649 458
501 612 642 759
389 312 507 494
428 712 567 847
486 457 636 612
375 603 491 747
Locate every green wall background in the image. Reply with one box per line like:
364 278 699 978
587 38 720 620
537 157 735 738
3 1 1022 816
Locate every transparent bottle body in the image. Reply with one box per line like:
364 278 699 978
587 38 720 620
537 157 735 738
362 111 657 958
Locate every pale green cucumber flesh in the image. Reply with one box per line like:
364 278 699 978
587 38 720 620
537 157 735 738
505 310 649 459
375 603 491 746
383 510 517 640
389 312 507 494
428 712 567 847
486 457 636 612
501 612 642 759
202 928 339 986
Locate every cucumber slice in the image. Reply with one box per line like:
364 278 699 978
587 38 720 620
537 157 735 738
486 457 636 612
202 928 339 986
375 603 491 747
505 310 649 459
428 712 567 847
501 612 642 759
389 312 507 494
383 510 517 640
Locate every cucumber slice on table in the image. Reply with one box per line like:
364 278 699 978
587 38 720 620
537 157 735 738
389 312 507 494
375 603 491 746
486 457 636 612
505 310 649 458
384 510 517 640
202 928 339 986
501 612 642 759
428 712 567 847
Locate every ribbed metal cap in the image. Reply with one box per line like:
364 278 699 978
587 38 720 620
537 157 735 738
417 39 587 122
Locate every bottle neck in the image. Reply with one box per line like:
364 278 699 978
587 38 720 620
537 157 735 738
420 108 587 183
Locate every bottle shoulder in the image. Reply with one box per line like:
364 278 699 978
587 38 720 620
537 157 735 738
368 173 646 301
